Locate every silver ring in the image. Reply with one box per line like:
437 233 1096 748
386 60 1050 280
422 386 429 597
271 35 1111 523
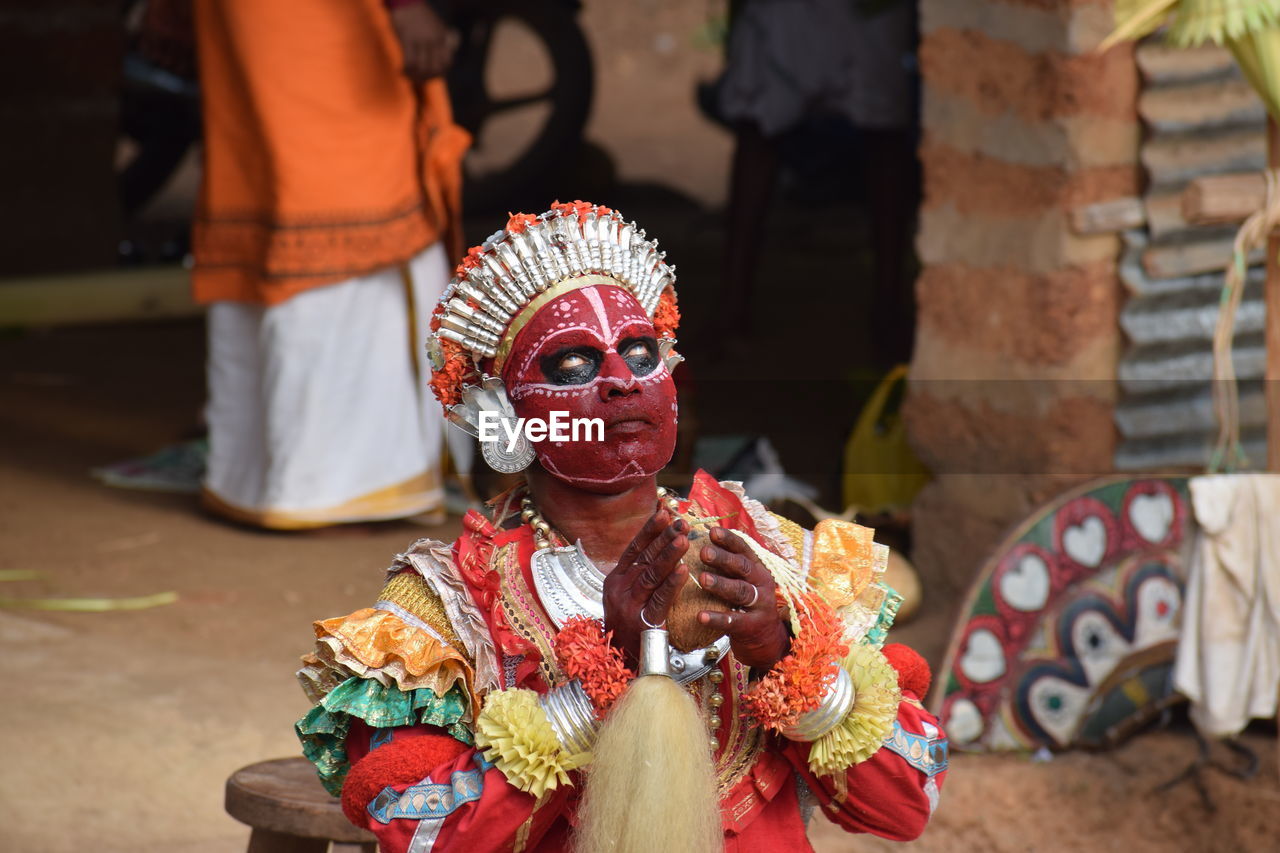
742 584 759 609
639 607 666 630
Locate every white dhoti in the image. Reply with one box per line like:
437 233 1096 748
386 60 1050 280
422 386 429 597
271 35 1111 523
203 242 469 528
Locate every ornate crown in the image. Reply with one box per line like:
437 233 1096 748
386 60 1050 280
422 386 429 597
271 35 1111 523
427 201 682 419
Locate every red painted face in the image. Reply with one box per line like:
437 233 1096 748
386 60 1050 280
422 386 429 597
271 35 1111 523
500 284 678 493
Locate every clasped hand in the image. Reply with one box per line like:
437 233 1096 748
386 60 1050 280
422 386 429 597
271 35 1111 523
603 508 790 671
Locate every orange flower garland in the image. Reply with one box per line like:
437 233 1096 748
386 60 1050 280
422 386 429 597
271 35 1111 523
652 287 680 341
504 211 540 234
453 243 488 279
740 593 850 732
555 616 634 715
427 330 474 408
550 199 612 222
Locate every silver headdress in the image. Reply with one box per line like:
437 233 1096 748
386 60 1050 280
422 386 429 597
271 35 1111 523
429 204 675 362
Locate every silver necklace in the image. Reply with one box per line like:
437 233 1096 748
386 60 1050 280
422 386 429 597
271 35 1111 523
522 489 680 629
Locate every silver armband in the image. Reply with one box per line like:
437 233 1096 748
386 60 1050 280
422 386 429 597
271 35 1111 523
782 666 855 742
538 679 599 754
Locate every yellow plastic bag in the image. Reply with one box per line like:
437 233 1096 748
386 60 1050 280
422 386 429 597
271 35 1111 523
841 365 930 514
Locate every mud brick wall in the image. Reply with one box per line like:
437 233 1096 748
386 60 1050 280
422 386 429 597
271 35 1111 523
906 0 1139 604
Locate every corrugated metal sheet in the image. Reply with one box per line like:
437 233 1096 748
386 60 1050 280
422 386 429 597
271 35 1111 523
1115 42 1269 471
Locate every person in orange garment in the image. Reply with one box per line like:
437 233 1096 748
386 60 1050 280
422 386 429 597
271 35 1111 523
192 0 471 529
295 202 947 851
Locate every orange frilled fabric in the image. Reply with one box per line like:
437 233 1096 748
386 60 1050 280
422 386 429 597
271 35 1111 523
310 608 476 711
808 519 880 609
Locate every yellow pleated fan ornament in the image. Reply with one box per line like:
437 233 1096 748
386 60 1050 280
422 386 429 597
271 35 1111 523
808 644 902 777
474 688 591 799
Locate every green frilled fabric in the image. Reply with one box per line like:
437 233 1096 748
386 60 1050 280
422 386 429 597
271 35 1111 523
864 581 904 649
296 677 473 796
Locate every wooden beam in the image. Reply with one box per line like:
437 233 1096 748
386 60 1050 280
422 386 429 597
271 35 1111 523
1180 172 1266 226
1142 126 1265 188
1142 236 1264 280
1138 76 1264 134
0 266 199 327
1070 196 1146 235
1135 42 1238 85
1144 190 1190 239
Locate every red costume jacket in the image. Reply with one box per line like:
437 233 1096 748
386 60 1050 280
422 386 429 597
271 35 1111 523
297 474 947 851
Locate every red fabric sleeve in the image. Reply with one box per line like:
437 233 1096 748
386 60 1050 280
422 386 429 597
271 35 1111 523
782 696 947 841
341 722 470 825
341 721 576 853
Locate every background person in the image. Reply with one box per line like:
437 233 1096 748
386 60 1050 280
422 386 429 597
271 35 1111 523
715 0 917 365
192 0 471 528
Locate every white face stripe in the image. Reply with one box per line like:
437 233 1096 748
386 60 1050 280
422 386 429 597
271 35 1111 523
597 287 650 342
583 286 612 341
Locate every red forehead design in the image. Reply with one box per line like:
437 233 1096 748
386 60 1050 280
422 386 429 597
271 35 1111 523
503 284 654 382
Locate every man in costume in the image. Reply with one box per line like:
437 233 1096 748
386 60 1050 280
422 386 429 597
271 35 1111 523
193 0 470 528
296 201 947 851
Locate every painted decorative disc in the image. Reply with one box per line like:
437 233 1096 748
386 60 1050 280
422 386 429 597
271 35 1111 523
934 476 1190 753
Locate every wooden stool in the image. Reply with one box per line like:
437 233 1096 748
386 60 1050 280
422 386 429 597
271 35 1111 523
226 757 377 853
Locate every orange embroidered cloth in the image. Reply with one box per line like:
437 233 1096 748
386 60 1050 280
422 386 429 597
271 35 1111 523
192 0 468 306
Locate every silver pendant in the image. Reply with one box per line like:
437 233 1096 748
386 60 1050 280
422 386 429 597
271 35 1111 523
531 543 605 628
480 424 535 473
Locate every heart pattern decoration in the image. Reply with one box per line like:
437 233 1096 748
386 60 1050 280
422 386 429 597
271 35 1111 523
959 626 1007 684
939 478 1191 754
1124 481 1182 548
997 548 1053 613
945 697 985 745
1062 515 1107 568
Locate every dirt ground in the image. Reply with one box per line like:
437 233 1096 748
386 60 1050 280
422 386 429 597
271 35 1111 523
2 321 1279 853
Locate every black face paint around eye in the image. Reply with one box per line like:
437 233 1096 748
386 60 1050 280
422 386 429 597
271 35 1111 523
619 336 659 377
541 346 603 385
